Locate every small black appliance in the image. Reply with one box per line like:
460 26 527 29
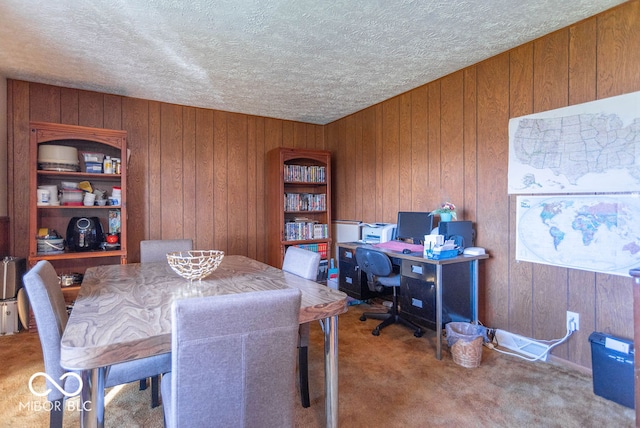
66 217 104 251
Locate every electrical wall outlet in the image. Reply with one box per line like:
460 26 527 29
566 311 580 332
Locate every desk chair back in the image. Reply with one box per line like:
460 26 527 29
355 247 398 291
162 288 301 428
140 239 193 263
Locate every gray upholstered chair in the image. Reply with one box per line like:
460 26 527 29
140 239 193 263
161 288 301 428
138 239 193 393
23 260 171 428
281 246 321 408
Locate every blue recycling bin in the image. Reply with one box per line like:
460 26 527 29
588 331 634 409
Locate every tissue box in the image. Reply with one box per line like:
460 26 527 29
427 249 459 260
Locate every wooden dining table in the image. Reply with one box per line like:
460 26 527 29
60 255 348 428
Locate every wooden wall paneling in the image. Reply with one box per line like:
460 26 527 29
462 68 478 223
159 103 184 239
531 30 570 353
476 53 510 328
324 122 340 219
439 72 464 207
333 120 347 221
60 87 79 125
567 17 598 368
256 117 267 261
247 116 266 260
410 86 429 212
398 92 412 211
596 273 634 339
597 0 640 98
342 114 356 220
382 98 400 223
246 116 257 259
507 44 534 337
194 109 215 251
6 81 25 256
29 83 60 123
353 111 364 221
78 90 104 128
213 110 229 251
227 112 248 255
567 270 596 367
0 218 9 257
374 104 384 221
103 94 122 130
427 82 441 201
282 121 294 148
263 117 282 153
147 101 162 239
122 97 150 262
361 108 377 222
182 107 197 243
297 121 308 148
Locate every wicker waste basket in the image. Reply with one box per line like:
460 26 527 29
446 322 486 368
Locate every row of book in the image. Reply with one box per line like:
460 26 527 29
284 164 326 183
284 193 327 212
293 242 329 259
284 222 329 241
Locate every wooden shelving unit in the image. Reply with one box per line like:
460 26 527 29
266 148 332 269
28 122 128 311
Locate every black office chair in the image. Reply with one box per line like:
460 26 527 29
356 247 423 338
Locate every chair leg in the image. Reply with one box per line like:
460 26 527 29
151 375 160 408
50 399 64 428
362 287 423 337
140 378 147 390
298 345 310 408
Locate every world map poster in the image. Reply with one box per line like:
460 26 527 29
508 91 640 194
516 195 640 277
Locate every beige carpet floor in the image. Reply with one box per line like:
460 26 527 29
0 303 634 427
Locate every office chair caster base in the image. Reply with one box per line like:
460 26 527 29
372 328 380 336
414 329 423 338
360 314 367 321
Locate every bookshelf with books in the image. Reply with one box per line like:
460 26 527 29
267 148 332 270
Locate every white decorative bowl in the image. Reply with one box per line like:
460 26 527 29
166 250 225 281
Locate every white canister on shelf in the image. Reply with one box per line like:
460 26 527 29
36 189 50 205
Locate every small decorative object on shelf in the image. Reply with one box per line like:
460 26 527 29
167 250 225 281
431 201 457 221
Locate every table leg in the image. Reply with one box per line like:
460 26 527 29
471 260 479 323
80 367 107 428
323 315 339 428
435 264 443 360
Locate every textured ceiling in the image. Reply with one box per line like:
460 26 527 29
0 0 626 124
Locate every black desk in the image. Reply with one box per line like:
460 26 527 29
338 242 488 359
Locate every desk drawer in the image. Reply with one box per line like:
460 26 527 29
399 260 473 331
401 260 436 282
338 247 375 300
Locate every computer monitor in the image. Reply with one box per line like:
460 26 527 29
395 212 434 244
438 220 474 249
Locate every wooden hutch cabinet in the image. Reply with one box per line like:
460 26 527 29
28 122 128 306
266 148 332 271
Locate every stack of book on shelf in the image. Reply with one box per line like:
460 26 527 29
284 164 326 183
285 218 329 241
284 193 326 211
294 242 328 259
